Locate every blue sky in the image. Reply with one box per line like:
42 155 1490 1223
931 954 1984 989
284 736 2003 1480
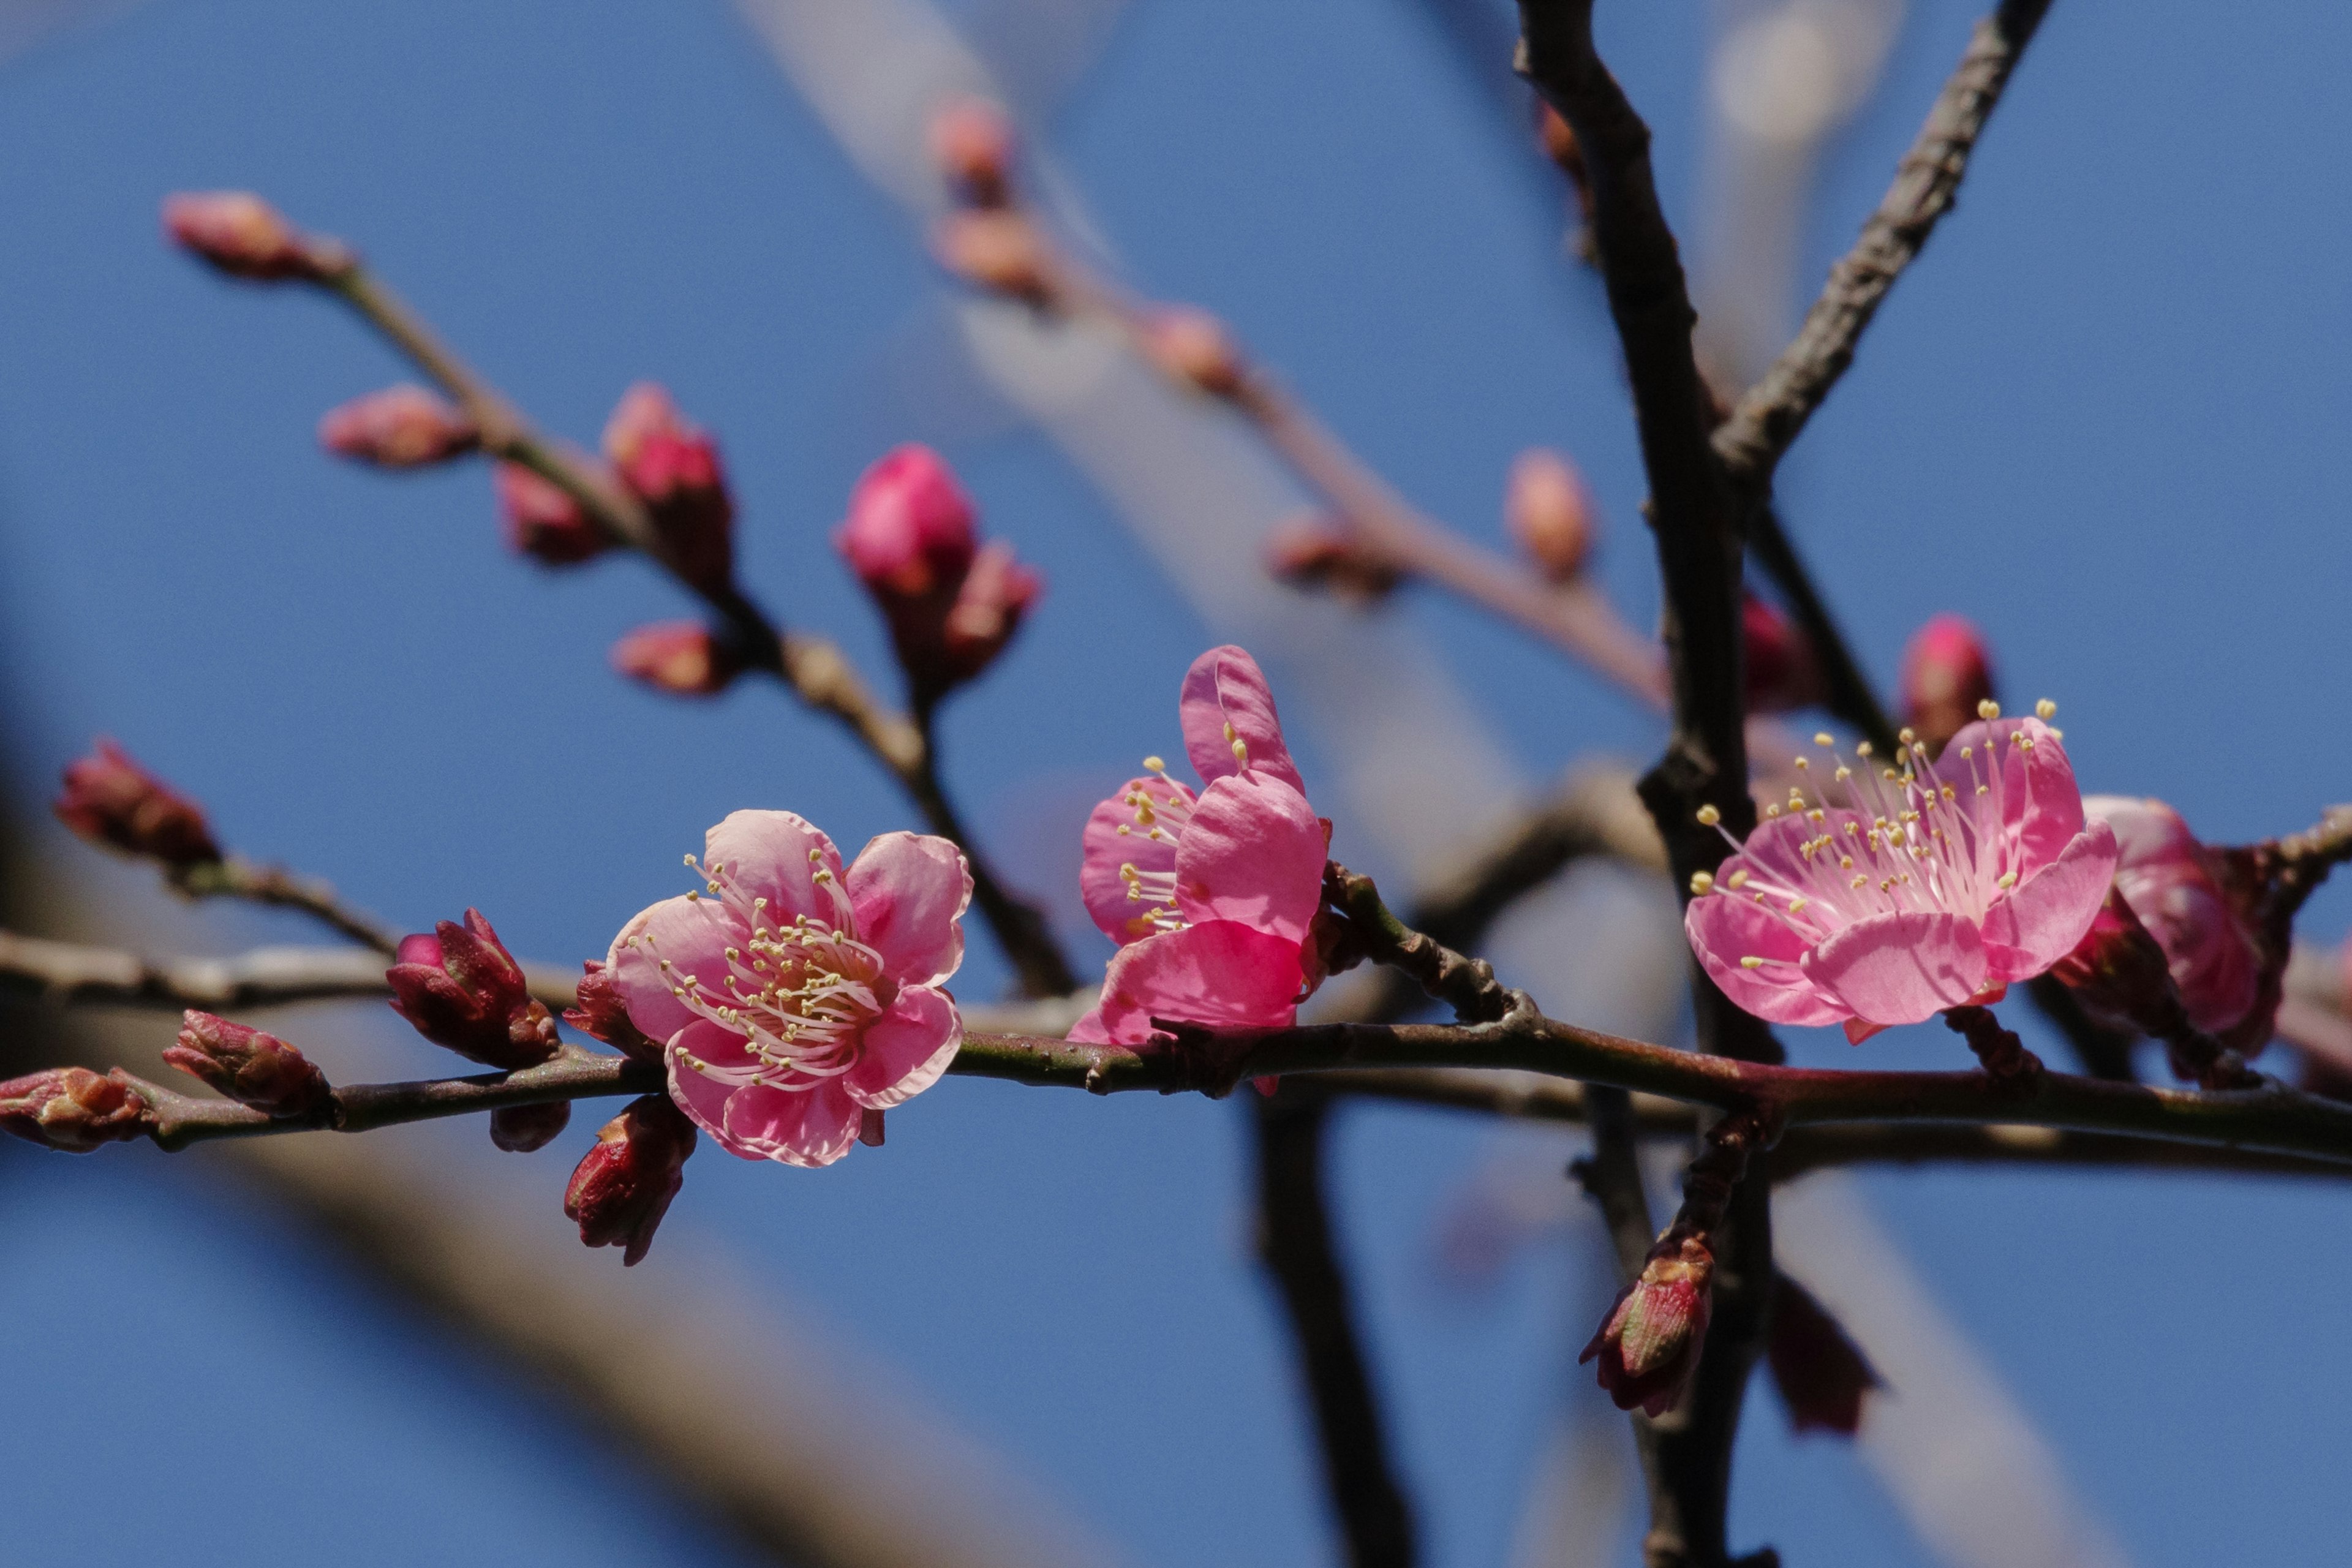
4 1 2351 1564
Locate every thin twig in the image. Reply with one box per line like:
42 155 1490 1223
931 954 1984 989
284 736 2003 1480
0 929 576 1013
171 856 403 954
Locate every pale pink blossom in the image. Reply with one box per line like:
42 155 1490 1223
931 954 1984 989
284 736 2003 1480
608 811 970 1168
2081 796 2263 1035
1071 646 1329 1045
1686 707 2119 1043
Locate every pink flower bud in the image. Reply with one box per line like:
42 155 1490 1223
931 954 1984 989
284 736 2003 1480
603 383 736 594
1899 613 1995 753
932 210 1052 302
496 462 612 566
163 1011 333 1120
936 541 1042 687
1264 513 1401 602
489 1101 571 1153
565 1094 697 1266
1139 309 1246 400
564 960 661 1063
929 97 1016 208
837 444 979 601
385 910 560 1069
2060 796 2267 1038
1581 1234 1714 1417
53 739 222 869
1765 1274 1878 1436
162 191 353 282
1505 448 1597 583
611 622 746 698
0 1067 149 1153
318 385 480 469
1743 594 1822 714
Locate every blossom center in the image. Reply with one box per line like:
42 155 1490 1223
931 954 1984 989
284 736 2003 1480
1109 756 1197 938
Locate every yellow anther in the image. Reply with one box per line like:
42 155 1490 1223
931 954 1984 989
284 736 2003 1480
1231 739 1249 764
1143 755 1166 772
1727 869 1751 890
1835 766 1853 782
1997 870 2019 889
1898 726 1917 745
1740 956 1765 970
1765 803 1783 818
1977 785 1989 796
1696 804 1721 826
1789 897 1807 913
1840 855 1854 870
1794 756 1810 771
1850 875 1868 888
1856 741 1874 758
1815 732 1834 747
1978 699 2001 720
1959 745 1973 760
682 853 695 867
2049 726 2065 741
1690 870 1716 895
685 891 699 901
2035 698 2057 720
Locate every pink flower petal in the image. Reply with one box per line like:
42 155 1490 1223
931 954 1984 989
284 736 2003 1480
1800 911 1989 1026
1179 646 1304 791
1079 775 1193 945
664 1018 758 1142
703 809 844 928
722 1078 865 1168
845 831 971 988
1174 774 1327 944
845 986 963 1108
1980 820 2120 982
1939 717 2083 876
1084 920 1304 1044
609 895 738 1046
1686 889 1850 1028
1843 1019 1887 1045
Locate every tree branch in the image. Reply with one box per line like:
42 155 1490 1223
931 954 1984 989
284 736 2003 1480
0 930 578 1014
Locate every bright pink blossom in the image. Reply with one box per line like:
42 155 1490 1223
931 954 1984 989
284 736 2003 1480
608 810 971 1168
1686 710 2119 1043
2079 796 2263 1035
1071 646 1330 1046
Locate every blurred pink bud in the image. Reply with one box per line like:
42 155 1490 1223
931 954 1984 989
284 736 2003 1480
564 960 661 1063
53 739 222 869
1581 1234 1713 1417
937 542 1042 686
929 97 1016 208
489 1101 571 1154
1743 594 1822 714
496 462 612 567
565 1094 697 1266
1765 1274 1878 1436
1505 449 1597 583
611 622 746 698
933 210 1051 302
603 383 736 594
385 910 560 1070
1264 514 1401 603
162 191 352 282
164 1011 332 1120
0 1068 149 1154
1140 309 1246 400
1899 613 1995 753
837 444 978 600
318 385 480 469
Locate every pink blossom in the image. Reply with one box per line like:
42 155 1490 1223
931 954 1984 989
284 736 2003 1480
608 810 971 1168
318 385 480 468
1686 708 2119 1043
2080 796 2263 1035
603 383 736 595
836 445 979 602
162 191 350 282
1070 646 1329 1045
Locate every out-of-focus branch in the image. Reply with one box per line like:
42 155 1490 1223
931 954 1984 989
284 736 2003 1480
0 930 577 1014
170 855 402 953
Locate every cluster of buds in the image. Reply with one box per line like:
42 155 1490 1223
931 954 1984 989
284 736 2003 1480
610 622 748 698
1505 448 1597 584
496 461 611 566
926 99 1055 304
836 445 1042 706
603 383 736 595
1264 513 1401 603
53 740 222 869
164 1012 333 1120
1581 1231 1714 1416
1741 594 1822 714
163 190 352 283
0 1068 149 1153
565 1094 698 1267
318 385 480 469
1899 613 1996 753
385 909 560 1070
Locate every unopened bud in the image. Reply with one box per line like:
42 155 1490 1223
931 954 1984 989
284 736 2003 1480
1264 513 1401 602
565 1094 697 1266
496 462 612 566
611 622 746 698
164 1011 332 1119
603 383 736 594
1899 613 1995 754
1505 448 1597 583
2059 797 2267 1040
0 1067 149 1153
564 960 661 1062
1743 594 1822 714
1139 308 1246 400
929 97 1016 208
53 739 222 869
162 190 353 282
319 385 480 468
490 1101 572 1154
385 910 560 1069
1765 1273 1878 1436
837 444 978 601
1581 1232 1713 1416
933 210 1052 302
937 542 1042 686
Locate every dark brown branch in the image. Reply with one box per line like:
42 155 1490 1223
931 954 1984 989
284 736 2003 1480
1744 508 1899 756
0 930 578 1014
1327 863 1513 1025
171 856 402 954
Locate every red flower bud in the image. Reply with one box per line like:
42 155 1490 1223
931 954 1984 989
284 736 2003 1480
1505 448 1597 584
1140 308 1246 400
929 97 1016 208
496 462 612 566
385 910 560 1069
164 1011 333 1120
1743 594 1822 714
1765 1273 1878 1436
318 385 480 469
0 1068 149 1153
933 209 1052 302
611 622 746 698
1264 513 1401 602
1581 1233 1714 1417
935 541 1042 687
603 384 735 595
564 960 661 1063
53 739 222 869
565 1094 697 1266
1899 613 1995 754
162 191 353 282
837 444 979 601
489 1101 572 1153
